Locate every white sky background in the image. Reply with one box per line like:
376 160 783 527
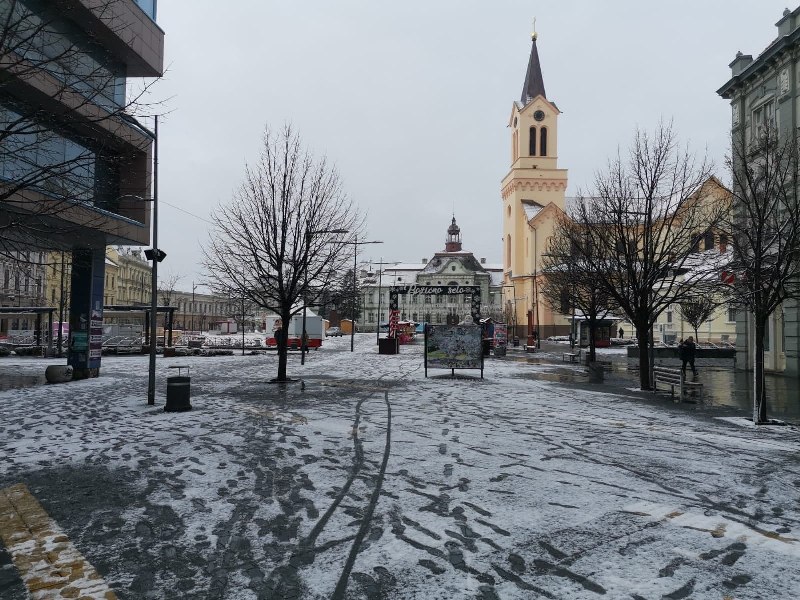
151 1 791 290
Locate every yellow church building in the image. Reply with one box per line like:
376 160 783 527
501 31 570 345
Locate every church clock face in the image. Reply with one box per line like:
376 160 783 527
533 109 545 122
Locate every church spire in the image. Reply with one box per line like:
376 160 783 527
520 27 546 104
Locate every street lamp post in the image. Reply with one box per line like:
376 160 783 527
301 228 349 365
147 116 159 406
121 116 162 406
191 281 197 335
339 236 383 352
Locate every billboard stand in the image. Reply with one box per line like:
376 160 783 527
424 324 484 379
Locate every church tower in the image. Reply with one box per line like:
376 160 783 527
500 29 569 345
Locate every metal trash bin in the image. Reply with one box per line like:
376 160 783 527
165 365 192 412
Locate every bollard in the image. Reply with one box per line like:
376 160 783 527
45 364 73 384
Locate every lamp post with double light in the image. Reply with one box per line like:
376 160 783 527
338 237 383 352
300 228 349 365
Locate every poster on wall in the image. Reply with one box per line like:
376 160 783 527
425 324 483 378
494 323 508 347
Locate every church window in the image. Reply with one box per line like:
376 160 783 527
540 127 548 156
529 127 536 156
512 131 518 161
451 266 456 271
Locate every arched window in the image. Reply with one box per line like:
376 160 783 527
512 131 518 161
540 127 548 156
703 231 715 251
529 127 536 156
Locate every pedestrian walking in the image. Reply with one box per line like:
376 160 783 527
273 318 285 350
680 336 697 375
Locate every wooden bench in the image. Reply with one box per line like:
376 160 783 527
562 348 582 363
652 366 703 402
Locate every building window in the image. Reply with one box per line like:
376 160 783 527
666 311 673 323
703 231 714 251
727 306 737 323
528 127 536 156
540 127 547 156
752 100 775 142
512 130 518 161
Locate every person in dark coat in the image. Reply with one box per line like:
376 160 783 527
273 319 285 350
680 336 697 375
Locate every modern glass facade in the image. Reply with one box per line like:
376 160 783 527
134 0 157 21
0 106 96 202
1 0 127 111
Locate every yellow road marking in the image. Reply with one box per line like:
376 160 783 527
0 483 117 599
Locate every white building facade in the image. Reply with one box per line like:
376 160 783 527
359 218 503 331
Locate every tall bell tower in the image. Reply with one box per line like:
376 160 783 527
500 28 569 344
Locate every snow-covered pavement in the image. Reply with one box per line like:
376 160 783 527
0 335 798 599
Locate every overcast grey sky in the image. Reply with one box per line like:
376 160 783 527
152 1 791 290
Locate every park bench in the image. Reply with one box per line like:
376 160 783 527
562 348 582 363
652 366 703 402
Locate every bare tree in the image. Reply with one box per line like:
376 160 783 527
677 294 719 343
541 219 618 363
157 272 182 331
203 124 362 382
158 273 183 308
565 122 722 390
720 126 800 424
0 0 162 257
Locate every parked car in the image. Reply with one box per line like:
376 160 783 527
326 327 342 337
